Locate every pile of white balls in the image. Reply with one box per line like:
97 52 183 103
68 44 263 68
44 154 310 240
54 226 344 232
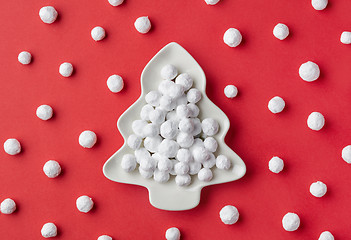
121 64 232 186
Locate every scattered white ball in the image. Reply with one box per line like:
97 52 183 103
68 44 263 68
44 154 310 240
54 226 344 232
108 0 124 6
198 168 213 181
219 205 239 225
140 156 157 171
153 169 170 183
159 95 176 111
179 118 194 134
187 103 199 118
204 137 218 152
342 145 351 164
340 31 351 44
165 227 181 240
310 181 327 197
161 64 178 80
59 62 73 77
268 96 285 114
223 28 242 47
143 123 160 138
157 157 173 172
43 160 61 178
202 153 216 168
91 26 106 41
127 134 142 150
282 212 300 231
139 167 154 178
175 174 191 186
176 148 193 163
18 51 31 65
319 231 334 240
299 61 320 82
39 6 58 24
205 0 220 5
149 108 166 125
0 198 16 214
187 88 201 103
268 156 284 173
192 118 202 136
107 75 124 93
192 146 210 163
273 23 289 40
76 195 94 213
79 130 97 148
135 148 151 164
176 132 194 148
216 155 231 170
4 138 21 155
121 154 137 172
307 112 325 131
145 91 161 107
189 161 202 175
202 118 219 136
160 120 178 139
174 162 190 175
158 139 179 158
175 73 193 91
144 136 162 153
224 85 238 98
176 104 191 119
132 120 148 137
36 105 53 120
41 222 57 238
134 16 151 34
312 0 328 10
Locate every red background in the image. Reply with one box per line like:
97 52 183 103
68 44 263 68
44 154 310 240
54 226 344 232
0 0 350 239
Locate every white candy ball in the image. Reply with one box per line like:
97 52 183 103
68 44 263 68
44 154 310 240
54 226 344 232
59 62 73 77
158 139 179 158
204 137 218 152
268 156 284 173
342 145 351 164
41 222 57 238
176 148 193 163
43 160 61 178
198 168 213 181
205 0 220 5
202 153 216 168
140 156 157 171
187 88 201 103
134 148 150 164
166 111 180 125
76 195 94 213
159 95 176 111
191 118 202 136
143 123 160 138
107 75 124 93
282 212 300 231
18 51 31 65
176 95 188 106
165 227 181 240
273 23 289 40
161 64 178 80
149 108 166 125
179 118 195 134
175 174 191 186
108 0 124 6
98 235 112 240
216 155 231 170
174 162 190 175
132 120 148 137
169 84 184 99
153 169 170 183
176 104 191 119
39 6 58 24
299 61 320 82
176 132 194 148
175 73 193 91
340 31 351 44
158 80 174 95
127 134 142 150
268 96 285 114
310 181 327 197
202 118 219 136
91 26 106 41
160 120 178 139
145 91 161 107
144 136 162 153
36 105 53 120
157 157 173 172
307 112 325 131
4 138 21 155
121 154 137 172
134 16 151 34
189 161 202 175
79 130 97 148
0 198 16 214
193 146 210 163
220 205 239 225
224 85 238 98
140 104 154 121
319 231 334 240
312 0 328 10
139 167 154 178
187 103 199 118
223 28 242 47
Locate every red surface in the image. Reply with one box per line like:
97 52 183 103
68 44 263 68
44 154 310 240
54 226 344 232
0 0 350 239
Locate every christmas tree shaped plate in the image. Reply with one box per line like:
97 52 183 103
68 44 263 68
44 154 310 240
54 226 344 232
103 42 246 211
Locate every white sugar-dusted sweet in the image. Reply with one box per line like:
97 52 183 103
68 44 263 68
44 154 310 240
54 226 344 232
193 146 210 163
299 61 320 82
41 223 57 238
165 227 181 240
132 120 148 137
175 73 193 91
216 155 231 170
176 148 193 163
143 123 159 138
121 154 137 172
169 160 178 175
176 104 191 119
158 139 179 158
18 51 31 65
176 132 194 148
76 195 94 213
154 169 170 183
307 112 325 131
166 110 179 123
187 88 201 103
268 96 285 114
273 23 289 40
91 26 106 41
159 95 176 112
319 231 334 240
98 235 113 240
107 75 124 93
205 0 220 5
189 138 204 152
189 161 202 175
59 62 73 77
310 181 327 197
157 157 173 172
202 118 219 136
340 31 351 44
282 212 300 231
342 145 351 164
202 153 216 168
4 138 21 155
179 118 194 134
140 156 157 171
220 205 239 225
39 6 58 24
127 134 142 150
36 105 53 120
79 130 97 148
187 103 199 118
198 168 213 181
192 118 202 136
312 0 328 10
139 167 153 178
145 91 161 107
161 64 178 80
140 104 154 121
135 148 150 164
204 137 218 152
224 85 238 98
223 28 242 47
43 160 61 178
158 80 174 96
169 84 184 100
134 16 151 34
176 95 188 106
0 198 16 214
174 162 190 175
160 120 178 139
175 174 191 186
144 136 162 153
269 156 284 173
108 0 124 6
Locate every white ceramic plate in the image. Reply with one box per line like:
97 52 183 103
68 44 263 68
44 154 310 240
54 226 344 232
103 42 246 211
